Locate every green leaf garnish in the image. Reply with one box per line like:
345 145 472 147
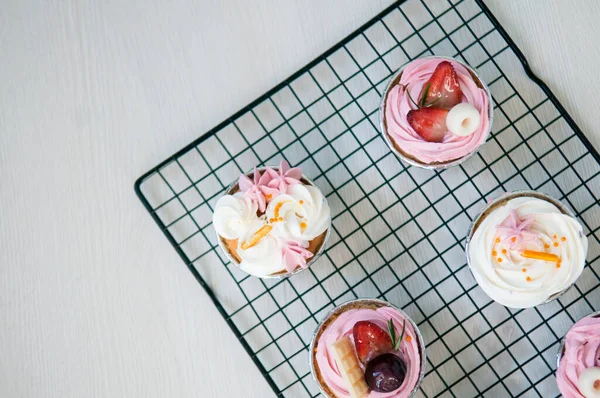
387 319 396 346
402 85 420 109
420 83 430 107
425 96 442 107
387 318 407 351
397 319 406 350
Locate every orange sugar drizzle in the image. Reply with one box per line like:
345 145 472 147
274 202 286 218
240 225 273 250
556 263 561 269
520 250 560 263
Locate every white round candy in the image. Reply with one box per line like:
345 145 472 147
446 103 481 137
578 366 600 398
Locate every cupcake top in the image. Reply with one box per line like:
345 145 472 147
468 195 588 308
383 57 491 164
313 303 423 398
212 160 330 277
557 314 600 398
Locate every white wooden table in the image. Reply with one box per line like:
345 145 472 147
1 1 599 397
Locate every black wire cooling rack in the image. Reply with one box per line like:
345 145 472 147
134 1 600 396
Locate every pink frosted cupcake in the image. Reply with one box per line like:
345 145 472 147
309 299 426 398
380 56 493 169
556 311 600 398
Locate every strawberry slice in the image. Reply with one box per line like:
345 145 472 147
407 107 449 143
419 61 463 109
353 321 393 364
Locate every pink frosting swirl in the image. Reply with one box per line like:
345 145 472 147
557 314 600 398
315 307 422 398
384 58 491 164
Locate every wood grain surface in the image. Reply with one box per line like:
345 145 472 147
1 1 598 397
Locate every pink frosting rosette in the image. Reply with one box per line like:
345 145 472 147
383 57 491 165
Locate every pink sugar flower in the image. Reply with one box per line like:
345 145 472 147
238 167 279 212
496 209 538 249
264 159 302 194
281 239 314 273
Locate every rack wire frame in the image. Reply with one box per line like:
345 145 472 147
134 0 600 397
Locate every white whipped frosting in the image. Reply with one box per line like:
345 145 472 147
468 197 588 308
236 223 285 276
266 184 330 241
213 184 330 277
213 193 261 240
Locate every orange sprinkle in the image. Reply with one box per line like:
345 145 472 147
240 225 273 250
554 235 557 239
405 336 412 342
300 222 307 230
561 237 566 242
497 258 503 263
299 200 304 205
556 263 561 269
554 242 559 247
278 217 283 222
526 276 532 282
511 237 516 243
522 268 526 273
521 250 560 263
496 238 501 243
502 249 507 254
265 194 272 200
492 250 497 256
544 244 550 249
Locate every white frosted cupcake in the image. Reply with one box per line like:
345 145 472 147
212 160 331 278
466 191 588 308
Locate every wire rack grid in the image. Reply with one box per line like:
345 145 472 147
134 0 600 397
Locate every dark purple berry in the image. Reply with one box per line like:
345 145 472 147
365 353 407 392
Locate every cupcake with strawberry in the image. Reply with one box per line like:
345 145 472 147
310 299 425 398
212 160 331 278
380 56 492 168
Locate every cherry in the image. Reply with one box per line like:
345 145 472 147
364 353 407 393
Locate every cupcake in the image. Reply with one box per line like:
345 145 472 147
466 191 588 308
309 299 426 398
557 311 600 398
212 160 331 278
380 56 492 169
